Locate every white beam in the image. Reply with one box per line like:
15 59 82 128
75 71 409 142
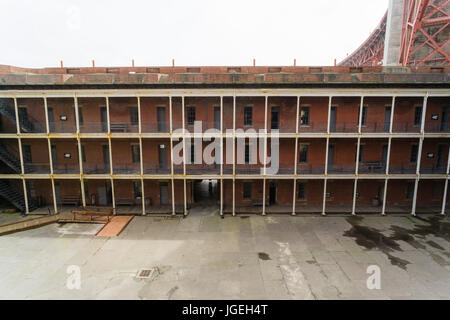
381 179 388 216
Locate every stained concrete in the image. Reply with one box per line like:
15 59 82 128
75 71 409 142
0 215 449 300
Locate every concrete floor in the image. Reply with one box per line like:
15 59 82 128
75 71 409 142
0 214 449 300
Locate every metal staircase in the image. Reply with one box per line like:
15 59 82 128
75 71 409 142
0 180 37 213
0 144 22 173
0 98 43 133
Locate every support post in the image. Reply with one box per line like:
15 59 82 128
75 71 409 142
220 96 224 216
169 96 176 215
381 179 388 216
262 95 268 216
74 95 86 207
441 146 450 215
292 178 297 216
322 179 327 216
14 97 28 214
294 96 300 176
44 96 57 214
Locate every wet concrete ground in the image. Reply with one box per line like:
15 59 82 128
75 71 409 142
0 215 448 300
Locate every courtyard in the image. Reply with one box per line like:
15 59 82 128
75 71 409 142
0 214 448 300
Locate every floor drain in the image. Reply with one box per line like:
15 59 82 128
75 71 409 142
136 268 156 279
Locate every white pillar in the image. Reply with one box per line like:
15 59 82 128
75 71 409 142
44 96 58 214
262 96 268 216
220 96 224 216
14 97 28 213
352 179 358 216
440 146 450 215
294 96 300 176
381 179 388 216
322 179 327 216
169 96 176 215
74 95 86 207
292 178 297 216
389 96 396 134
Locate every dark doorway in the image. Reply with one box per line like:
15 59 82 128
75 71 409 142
328 144 335 169
269 182 277 205
48 108 55 132
157 107 166 132
160 182 169 205
100 107 108 132
271 107 280 130
159 145 167 170
384 107 391 132
214 107 221 130
330 107 337 132
190 179 219 216
441 107 448 132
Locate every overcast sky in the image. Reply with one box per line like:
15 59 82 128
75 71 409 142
1 0 388 68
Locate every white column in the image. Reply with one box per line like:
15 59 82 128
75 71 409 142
352 179 358 216
14 97 28 213
232 178 236 216
292 178 297 216
183 179 187 216
440 146 450 215
389 96 396 134
106 97 115 214
232 95 236 217
381 179 388 216
327 96 332 134
220 96 224 216
294 96 300 176
44 96 58 214
169 96 176 215
74 95 86 207
262 96 268 215
322 179 327 216
182 96 187 216
233 95 236 176
137 97 145 216
412 95 428 217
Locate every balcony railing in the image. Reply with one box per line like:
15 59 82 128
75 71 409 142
141 122 170 133
110 122 139 133
389 164 417 174
186 164 221 175
297 164 326 174
24 163 51 174
358 162 386 174
53 164 80 174
298 122 327 133
143 165 171 175
361 122 390 133
235 165 263 175
83 163 110 174
327 165 356 174
112 163 140 174
330 122 358 133
420 165 448 175
80 122 108 133
424 123 450 133
392 122 421 133
49 122 77 133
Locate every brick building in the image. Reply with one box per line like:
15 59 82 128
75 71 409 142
0 64 449 216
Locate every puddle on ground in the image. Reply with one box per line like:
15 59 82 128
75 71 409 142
344 216 450 270
258 252 271 261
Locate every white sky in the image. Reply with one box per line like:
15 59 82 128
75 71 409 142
0 0 388 68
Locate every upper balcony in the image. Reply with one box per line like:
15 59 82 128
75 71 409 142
1 96 448 136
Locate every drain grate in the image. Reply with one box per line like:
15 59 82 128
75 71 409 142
136 268 156 279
